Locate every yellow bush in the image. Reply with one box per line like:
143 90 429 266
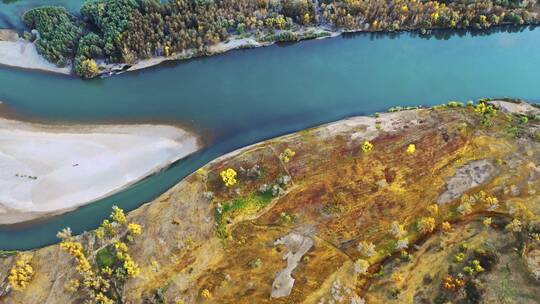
100 219 116 237
8 254 34 291
485 196 499 210
442 221 452 231
220 168 237 187
362 141 374 153
60 241 93 274
127 223 142 236
123 255 140 278
110 206 126 225
455 252 465 262
201 289 213 299
78 59 99 79
406 143 416 154
279 148 296 163
114 241 129 259
506 218 522 232
417 217 436 234
95 292 114 304
95 227 105 240
303 13 311 24
102 266 113 276
64 279 80 292
474 102 497 115
431 11 439 22
113 241 140 277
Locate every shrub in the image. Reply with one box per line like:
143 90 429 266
220 168 238 187
417 217 436 234
75 58 99 78
110 205 126 225
127 223 142 236
441 221 452 231
279 148 296 163
362 141 374 153
96 247 116 269
353 259 370 275
8 254 34 291
506 126 520 138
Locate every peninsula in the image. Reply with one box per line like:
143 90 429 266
1 100 539 303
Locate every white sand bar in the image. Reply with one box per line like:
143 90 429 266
0 33 71 74
0 118 199 224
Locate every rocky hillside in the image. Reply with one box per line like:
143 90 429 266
1 100 540 303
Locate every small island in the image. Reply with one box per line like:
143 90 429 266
0 117 199 225
0 0 538 77
1 100 540 303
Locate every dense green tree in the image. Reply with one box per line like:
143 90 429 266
23 7 82 67
21 0 540 77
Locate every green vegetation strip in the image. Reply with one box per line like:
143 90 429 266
215 190 274 239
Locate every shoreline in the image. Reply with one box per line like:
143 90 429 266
0 99 530 241
0 30 71 75
107 22 537 76
0 22 535 77
99 26 339 76
0 116 201 225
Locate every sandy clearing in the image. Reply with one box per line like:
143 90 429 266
489 100 540 116
0 38 71 74
0 118 199 224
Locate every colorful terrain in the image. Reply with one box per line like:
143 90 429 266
1 100 540 303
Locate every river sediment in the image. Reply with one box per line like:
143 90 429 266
0 117 200 225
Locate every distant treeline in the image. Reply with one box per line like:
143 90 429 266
22 0 538 77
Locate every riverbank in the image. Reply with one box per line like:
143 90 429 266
0 117 199 225
105 22 536 76
0 21 530 77
0 26 336 76
99 27 338 76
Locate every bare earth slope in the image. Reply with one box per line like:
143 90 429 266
1 101 540 304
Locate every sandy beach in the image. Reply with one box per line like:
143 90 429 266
0 30 71 75
0 118 199 224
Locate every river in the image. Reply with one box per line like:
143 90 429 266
0 0 81 29
1 10 540 249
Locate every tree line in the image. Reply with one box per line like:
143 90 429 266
22 0 538 78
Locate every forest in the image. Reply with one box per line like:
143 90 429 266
22 0 538 77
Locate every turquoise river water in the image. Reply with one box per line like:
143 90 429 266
0 0 82 28
1 15 540 249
